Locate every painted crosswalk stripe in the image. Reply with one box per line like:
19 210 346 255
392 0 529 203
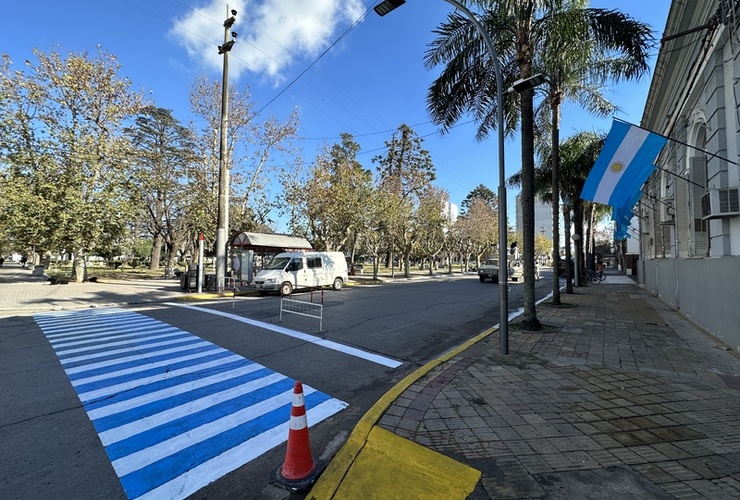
170 302 403 368
34 307 347 500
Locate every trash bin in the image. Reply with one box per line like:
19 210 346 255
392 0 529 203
180 264 198 291
204 273 217 292
187 264 198 290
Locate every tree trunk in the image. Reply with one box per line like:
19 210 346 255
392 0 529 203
72 252 87 283
574 199 585 286
149 234 163 270
563 204 573 294
550 99 562 306
587 206 596 271
519 71 541 330
372 258 379 280
166 250 177 273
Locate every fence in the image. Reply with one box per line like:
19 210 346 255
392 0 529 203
279 288 324 331
217 277 239 308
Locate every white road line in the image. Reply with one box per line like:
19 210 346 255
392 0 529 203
86 363 264 420
63 339 211 371
99 372 287 446
56 331 186 356
168 302 402 369
36 308 348 500
135 399 347 500
51 326 179 347
70 347 225 385
111 387 309 476
76 354 243 402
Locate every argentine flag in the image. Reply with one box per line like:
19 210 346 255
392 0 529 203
581 120 666 208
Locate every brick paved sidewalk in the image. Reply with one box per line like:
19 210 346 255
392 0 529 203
377 282 740 499
0 265 184 316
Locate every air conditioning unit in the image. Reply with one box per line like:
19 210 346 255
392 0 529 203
701 188 740 219
659 200 675 225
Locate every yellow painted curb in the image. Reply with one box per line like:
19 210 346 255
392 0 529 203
307 326 496 500
174 290 255 301
329 427 480 500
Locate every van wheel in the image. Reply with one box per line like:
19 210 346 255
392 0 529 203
280 282 293 296
479 275 485 282
332 277 343 291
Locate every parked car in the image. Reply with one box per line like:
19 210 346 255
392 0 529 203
477 256 499 283
508 260 540 281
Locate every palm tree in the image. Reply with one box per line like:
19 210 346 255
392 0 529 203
557 131 606 289
424 0 653 328
535 5 653 304
509 131 606 290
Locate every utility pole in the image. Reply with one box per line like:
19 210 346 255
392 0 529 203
215 6 237 291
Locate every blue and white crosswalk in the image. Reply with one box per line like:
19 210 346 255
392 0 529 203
34 307 348 500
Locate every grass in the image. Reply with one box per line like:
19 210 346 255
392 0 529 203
46 263 173 281
508 322 561 333
43 263 471 282
539 301 576 309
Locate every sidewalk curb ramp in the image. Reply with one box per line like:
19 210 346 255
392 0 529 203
307 328 494 499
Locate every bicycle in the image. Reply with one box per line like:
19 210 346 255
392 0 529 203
580 269 606 285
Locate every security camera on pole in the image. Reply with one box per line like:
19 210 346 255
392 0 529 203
215 7 237 292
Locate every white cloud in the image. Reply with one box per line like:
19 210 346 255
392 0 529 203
171 0 365 81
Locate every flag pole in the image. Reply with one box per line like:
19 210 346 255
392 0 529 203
613 117 737 165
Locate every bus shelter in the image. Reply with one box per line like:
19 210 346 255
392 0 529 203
230 232 312 284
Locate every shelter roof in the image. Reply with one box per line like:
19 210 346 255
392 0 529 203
230 232 312 253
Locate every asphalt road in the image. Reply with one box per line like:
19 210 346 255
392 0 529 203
0 271 554 499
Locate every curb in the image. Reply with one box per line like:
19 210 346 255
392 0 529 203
306 325 496 499
307 285 569 498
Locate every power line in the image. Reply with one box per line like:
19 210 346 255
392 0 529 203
251 4 376 118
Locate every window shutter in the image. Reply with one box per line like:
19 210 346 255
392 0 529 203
690 156 708 256
675 176 690 256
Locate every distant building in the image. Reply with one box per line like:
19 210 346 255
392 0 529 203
444 201 459 224
515 194 553 239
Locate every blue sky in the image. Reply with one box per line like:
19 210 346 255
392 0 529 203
1 0 671 232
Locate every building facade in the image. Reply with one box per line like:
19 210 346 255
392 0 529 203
515 194 554 240
640 0 740 351
444 201 459 225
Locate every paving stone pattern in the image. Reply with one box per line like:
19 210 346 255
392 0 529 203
379 283 740 499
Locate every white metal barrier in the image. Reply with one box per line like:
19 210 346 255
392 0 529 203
218 277 239 308
280 293 324 331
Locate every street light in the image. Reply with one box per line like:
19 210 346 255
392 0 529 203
374 0 406 16
374 0 544 355
215 6 237 292
509 74 547 94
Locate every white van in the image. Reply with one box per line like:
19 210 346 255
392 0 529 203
254 251 348 296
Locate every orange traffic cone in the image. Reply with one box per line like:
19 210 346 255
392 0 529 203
270 381 324 493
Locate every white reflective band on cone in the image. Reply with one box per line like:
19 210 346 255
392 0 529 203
292 392 305 407
290 414 308 431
